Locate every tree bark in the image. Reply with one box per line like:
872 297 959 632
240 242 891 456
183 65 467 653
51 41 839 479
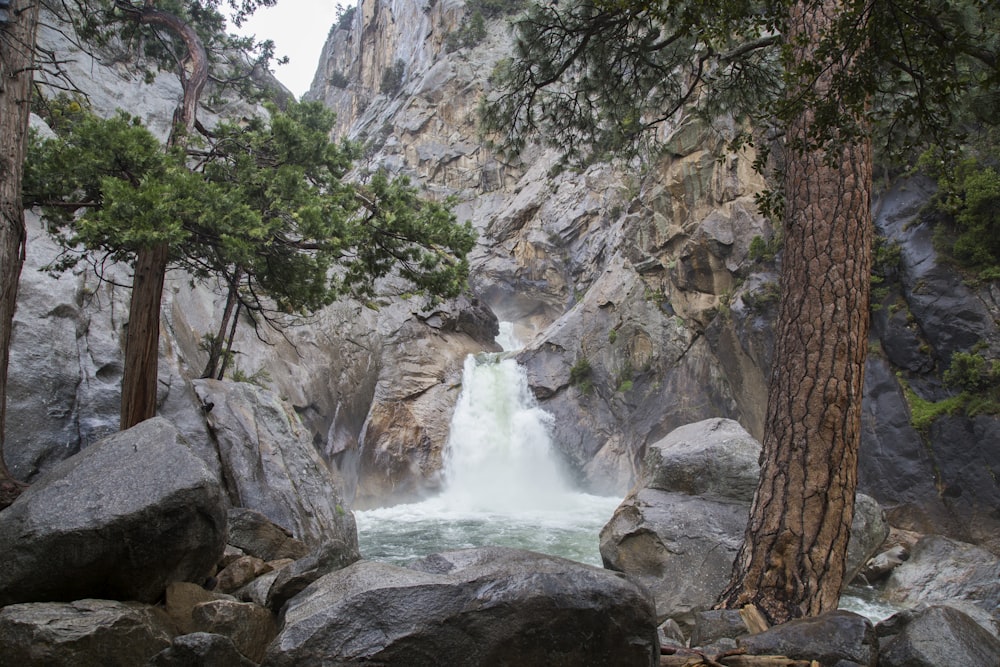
202 269 241 379
0 0 41 506
118 2 208 429
717 0 872 624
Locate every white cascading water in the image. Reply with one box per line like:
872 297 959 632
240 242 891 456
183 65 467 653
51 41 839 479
355 322 621 565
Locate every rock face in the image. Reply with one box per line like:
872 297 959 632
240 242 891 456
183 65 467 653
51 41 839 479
0 418 225 606
600 418 888 624
192 380 358 548
262 547 658 666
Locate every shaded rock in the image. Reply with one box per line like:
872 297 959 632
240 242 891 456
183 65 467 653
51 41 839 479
227 508 309 561
877 605 1000 667
882 535 1000 636
0 599 174 667
264 536 362 612
191 599 277 663
737 610 877 667
690 609 750 648
0 418 225 606
193 379 358 551
853 545 908 585
146 632 257 667
216 555 271 594
261 547 657 666
846 493 889 583
163 582 235 635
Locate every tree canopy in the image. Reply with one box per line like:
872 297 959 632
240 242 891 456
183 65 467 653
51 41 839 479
25 99 475 347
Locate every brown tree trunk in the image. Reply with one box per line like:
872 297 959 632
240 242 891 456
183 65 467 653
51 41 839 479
118 2 208 429
717 0 873 623
0 0 41 506
202 269 241 379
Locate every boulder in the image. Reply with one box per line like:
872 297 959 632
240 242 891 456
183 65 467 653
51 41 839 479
163 582 235 635
737 610 877 667
0 418 225 606
193 379 358 550
215 555 271 594
0 599 174 667
877 605 1000 667
882 535 1000 637
261 547 658 666
146 633 257 667
227 508 309 561
639 417 761 501
264 536 361 612
191 599 277 663
600 418 887 625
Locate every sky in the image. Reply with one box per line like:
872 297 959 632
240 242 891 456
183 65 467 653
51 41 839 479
232 1 341 99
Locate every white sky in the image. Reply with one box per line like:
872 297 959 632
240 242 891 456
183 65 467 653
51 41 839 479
233 1 342 99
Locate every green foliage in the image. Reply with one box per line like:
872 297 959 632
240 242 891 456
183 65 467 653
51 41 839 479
924 153 1000 281
335 4 356 31
380 60 406 96
25 100 475 324
608 328 617 344
229 363 272 387
748 233 781 264
870 234 903 307
944 351 1000 393
569 357 593 394
904 384 966 432
328 71 350 88
446 9 488 52
481 0 1000 172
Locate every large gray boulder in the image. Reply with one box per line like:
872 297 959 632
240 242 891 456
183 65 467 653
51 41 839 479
0 418 225 606
882 535 1000 637
193 380 358 550
738 610 877 667
601 418 888 624
877 605 1000 667
261 547 658 666
0 599 175 667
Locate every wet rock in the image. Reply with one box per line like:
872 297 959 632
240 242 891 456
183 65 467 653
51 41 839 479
146 633 257 667
690 609 750 648
261 547 657 666
877 605 1000 667
737 610 877 667
0 599 174 667
0 418 225 606
163 582 235 635
215 555 271 594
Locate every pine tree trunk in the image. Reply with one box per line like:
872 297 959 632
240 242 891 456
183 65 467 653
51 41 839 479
717 0 873 624
120 242 169 429
0 0 41 507
117 2 208 429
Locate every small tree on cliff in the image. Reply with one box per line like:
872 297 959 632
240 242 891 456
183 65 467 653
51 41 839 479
0 0 279 504
482 0 998 623
26 99 475 418
25 0 471 435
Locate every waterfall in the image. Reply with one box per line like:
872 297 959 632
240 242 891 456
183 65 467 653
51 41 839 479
355 322 620 565
436 324 574 514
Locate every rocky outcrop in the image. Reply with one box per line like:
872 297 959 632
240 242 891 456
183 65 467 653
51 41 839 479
600 419 888 625
0 418 225 607
262 546 658 666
